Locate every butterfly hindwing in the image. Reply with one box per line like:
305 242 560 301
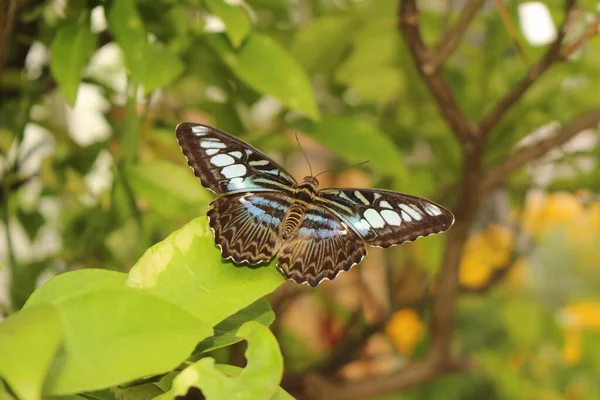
316 188 454 248
276 203 367 287
176 123 297 194
207 192 291 264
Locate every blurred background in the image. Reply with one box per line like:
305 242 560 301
1 0 600 399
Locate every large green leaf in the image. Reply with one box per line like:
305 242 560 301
155 321 288 400
0 305 63 400
206 33 319 120
23 269 212 395
125 160 211 218
126 217 284 325
206 0 252 48
43 286 212 395
24 269 127 308
310 116 407 179
195 298 275 353
50 19 97 106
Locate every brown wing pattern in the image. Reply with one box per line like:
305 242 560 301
276 203 367 287
316 188 454 248
207 192 291 264
176 123 297 194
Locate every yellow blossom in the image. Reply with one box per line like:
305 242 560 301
385 310 423 356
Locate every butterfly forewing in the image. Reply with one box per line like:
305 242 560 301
316 188 454 248
208 192 291 264
176 123 296 194
277 203 367 287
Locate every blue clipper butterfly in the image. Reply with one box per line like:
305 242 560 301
176 123 454 287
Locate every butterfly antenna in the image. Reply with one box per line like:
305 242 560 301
295 132 313 177
314 160 370 178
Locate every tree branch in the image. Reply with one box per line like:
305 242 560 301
305 356 472 400
399 0 477 145
433 0 486 70
560 14 600 58
478 0 577 136
482 107 600 193
0 0 18 80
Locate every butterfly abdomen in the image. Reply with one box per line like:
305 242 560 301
281 181 318 240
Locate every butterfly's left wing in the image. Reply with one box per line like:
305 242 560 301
277 203 367 287
176 123 297 194
316 188 454 248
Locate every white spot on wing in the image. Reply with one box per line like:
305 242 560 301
354 191 370 205
380 209 401 226
364 208 385 228
210 154 234 166
200 141 226 149
228 177 245 189
425 203 443 216
221 164 247 178
206 148 219 156
229 151 242 159
249 159 270 167
380 200 392 209
399 204 422 221
192 125 209 136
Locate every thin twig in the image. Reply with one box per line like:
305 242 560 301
478 0 577 136
432 0 486 70
482 107 600 193
493 0 531 66
0 0 18 79
560 14 600 58
399 0 477 145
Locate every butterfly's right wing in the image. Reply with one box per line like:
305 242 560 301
277 203 367 287
176 123 297 194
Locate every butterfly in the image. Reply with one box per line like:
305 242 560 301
176 123 454 287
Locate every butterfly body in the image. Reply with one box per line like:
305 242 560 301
176 123 454 287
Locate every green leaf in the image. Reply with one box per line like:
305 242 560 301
135 43 184 93
206 33 319 120
106 0 183 93
50 19 97 106
205 0 252 47
195 298 275 353
16 208 44 241
126 217 284 325
310 116 406 179
112 383 164 400
24 269 127 308
0 305 63 400
106 0 146 61
156 321 287 400
42 286 212 395
291 15 357 74
125 160 212 218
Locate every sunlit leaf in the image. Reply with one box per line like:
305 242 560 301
156 321 288 400
0 305 63 400
126 217 284 324
195 299 275 353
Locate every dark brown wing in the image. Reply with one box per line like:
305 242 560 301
208 192 291 264
176 123 297 194
316 188 454 248
276 203 367 287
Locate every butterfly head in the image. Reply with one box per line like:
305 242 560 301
300 176 319 189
